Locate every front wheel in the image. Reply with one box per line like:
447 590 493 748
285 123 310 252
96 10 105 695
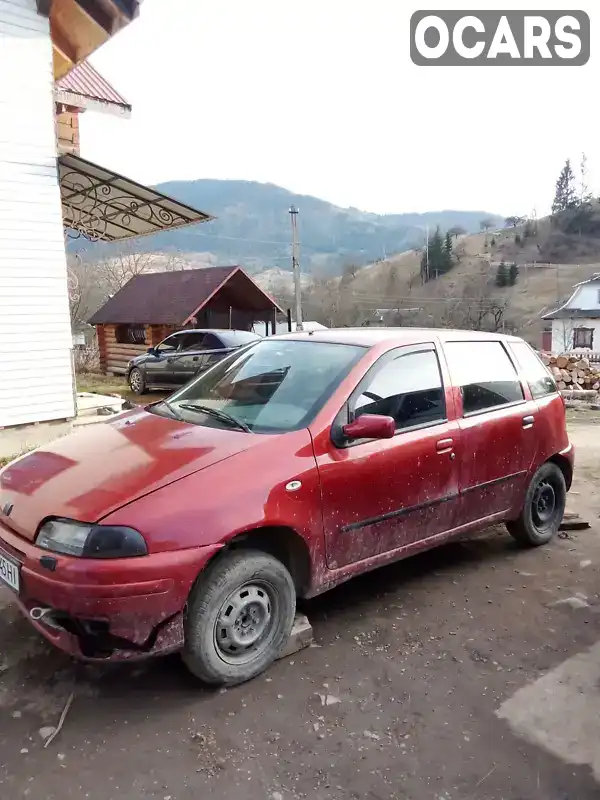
128 367 146 395
507 462 566 547
183 550 296 686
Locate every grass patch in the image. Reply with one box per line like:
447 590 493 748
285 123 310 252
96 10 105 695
77 373 129 396
76 373 166 405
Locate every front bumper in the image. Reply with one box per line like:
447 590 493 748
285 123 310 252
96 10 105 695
0 519 221 660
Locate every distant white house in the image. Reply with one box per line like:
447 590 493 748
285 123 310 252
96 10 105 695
543 275 600 352
273 321 328 335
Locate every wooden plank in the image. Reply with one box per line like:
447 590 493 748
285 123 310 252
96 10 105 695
106 360 130 371
105 344 147 354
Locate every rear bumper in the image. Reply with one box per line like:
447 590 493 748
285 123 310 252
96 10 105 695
0 520 221 660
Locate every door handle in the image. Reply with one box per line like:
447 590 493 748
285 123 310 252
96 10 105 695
192 356 199 362
436 438 454 453
522 415 535 428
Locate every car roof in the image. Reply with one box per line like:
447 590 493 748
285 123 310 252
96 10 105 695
167 329 259 336
272 327 522 348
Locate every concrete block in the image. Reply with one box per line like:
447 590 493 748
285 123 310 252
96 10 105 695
278 613 314 659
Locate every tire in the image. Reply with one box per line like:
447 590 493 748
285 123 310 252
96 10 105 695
182 550 296 686
507 462 566 547
128 367 146 395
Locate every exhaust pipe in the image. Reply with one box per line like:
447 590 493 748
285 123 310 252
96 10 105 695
29 607 64 631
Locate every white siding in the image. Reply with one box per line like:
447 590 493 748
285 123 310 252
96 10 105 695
565 281 600 311
551 318 600 353
0 0 75 428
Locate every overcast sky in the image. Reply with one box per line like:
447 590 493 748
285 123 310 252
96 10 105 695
80 0 599 218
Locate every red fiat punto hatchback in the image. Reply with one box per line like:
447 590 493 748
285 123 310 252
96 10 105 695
0 329 573 685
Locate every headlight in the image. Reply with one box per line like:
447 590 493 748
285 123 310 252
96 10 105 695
36 518 148 559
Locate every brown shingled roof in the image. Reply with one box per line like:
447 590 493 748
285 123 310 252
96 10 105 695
88 266 283 326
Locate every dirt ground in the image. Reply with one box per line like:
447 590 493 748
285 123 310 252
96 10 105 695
2 419 600 799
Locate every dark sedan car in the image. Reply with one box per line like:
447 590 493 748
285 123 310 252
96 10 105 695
127 329 261 394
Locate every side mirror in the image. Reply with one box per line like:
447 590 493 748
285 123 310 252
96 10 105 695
147 347 157 355
342 414 395 441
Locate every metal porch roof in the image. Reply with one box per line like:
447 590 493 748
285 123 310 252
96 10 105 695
55 61 132 116
59 153 214 243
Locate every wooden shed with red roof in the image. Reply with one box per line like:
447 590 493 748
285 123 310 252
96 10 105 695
88 266 284 375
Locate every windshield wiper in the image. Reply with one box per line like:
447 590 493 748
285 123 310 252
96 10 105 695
155 398 184 421
178 403 252 433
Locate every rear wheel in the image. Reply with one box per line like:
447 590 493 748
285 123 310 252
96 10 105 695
507 462 566 547
183 550 296 686
128 367 146 395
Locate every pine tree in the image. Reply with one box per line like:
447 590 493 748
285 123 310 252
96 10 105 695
552 159 578 215
421 227 456 281
495 262 508 288
508 262 519 286
443 231 454 272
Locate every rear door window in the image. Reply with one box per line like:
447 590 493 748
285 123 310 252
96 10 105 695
444 341 524 415
510 341 558 399
180 333 207 352
203 333 223 350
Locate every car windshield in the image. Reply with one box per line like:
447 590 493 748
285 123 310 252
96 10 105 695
151 339 365 433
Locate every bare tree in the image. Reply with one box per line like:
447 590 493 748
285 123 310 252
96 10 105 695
480 217 496 233
69 247 188 329
97 249 187 296
421 266 512 333
555 320 575 353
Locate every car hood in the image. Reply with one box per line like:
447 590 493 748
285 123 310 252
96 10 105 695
0 407 262 540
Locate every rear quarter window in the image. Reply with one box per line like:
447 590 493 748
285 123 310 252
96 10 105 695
444 340 524 415
509 341 558 400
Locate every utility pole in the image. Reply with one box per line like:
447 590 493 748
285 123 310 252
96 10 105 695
289 205 303 331
425 225 430 282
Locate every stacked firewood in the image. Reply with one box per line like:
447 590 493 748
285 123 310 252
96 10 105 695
541 353 600 391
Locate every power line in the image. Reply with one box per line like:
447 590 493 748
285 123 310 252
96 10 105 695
181 231 294 246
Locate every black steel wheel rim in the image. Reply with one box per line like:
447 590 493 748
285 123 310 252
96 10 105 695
532 480 557 529
213 580 278 666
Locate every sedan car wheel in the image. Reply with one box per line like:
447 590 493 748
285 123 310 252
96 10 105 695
183 550 296 685
128 367 146 395
506 462 566 547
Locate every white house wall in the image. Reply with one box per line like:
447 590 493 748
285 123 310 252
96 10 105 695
551 319 600 353
0 0 75 428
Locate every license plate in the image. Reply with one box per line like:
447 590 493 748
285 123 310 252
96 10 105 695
0 551 20 593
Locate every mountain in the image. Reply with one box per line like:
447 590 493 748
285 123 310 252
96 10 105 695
75 179 503 276
326 209 600 343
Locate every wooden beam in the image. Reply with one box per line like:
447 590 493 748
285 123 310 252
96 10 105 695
51 22 77 79
51 0 110 78
72 0 113 34
50 17 77 66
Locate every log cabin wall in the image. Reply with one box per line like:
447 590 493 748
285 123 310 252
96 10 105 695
99 323 151 375
151 325 177 346
97 323 179 374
